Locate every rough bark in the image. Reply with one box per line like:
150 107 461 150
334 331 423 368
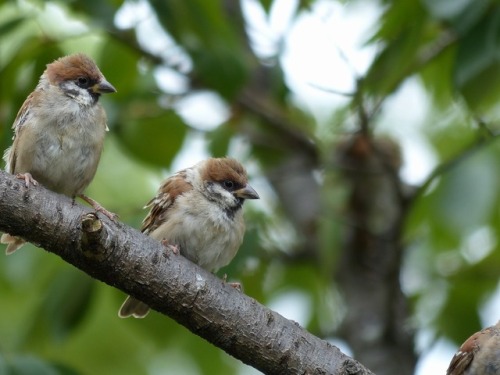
0 170 374 375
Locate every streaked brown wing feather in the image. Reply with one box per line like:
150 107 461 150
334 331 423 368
446 328 486 375
446 351 474 375
4 91 38 173
141 171 192 235
12 91 36 133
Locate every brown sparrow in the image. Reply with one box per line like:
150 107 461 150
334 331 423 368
446 321 500 375
118 157 259 318
1 53 116 254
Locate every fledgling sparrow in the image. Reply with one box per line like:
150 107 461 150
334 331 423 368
446 320 500 375
118 157 259 318
1 53 116 255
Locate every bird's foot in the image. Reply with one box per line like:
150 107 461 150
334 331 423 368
15 172 38 188
161 239 179 255
222 274 242 292
79 194 118 221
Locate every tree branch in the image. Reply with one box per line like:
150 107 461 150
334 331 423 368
0 170 373 375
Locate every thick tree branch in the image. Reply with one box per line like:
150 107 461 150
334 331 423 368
334 134 415 375
0 170 373 375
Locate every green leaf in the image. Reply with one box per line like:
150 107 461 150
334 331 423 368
98 40 140 98
369 0 425 43
434 146 499 233
0 354 82 375
420 43 456 108
68 0 120 27
149 0 252 98
406 130 500 254
421 0 489 34
437 279 482 344
258 0 274 13
0 355 8 375
41 270 95 341
207 123 233 157
117 110 187 168
149 1 236 47
86 135 159 216
191 46 249 98
421 0 473 19
364 1 428 96
298 0 314 11
0 15 26 36
454 7 500 111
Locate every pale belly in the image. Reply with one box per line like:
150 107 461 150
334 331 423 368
31 142 101 196
14 127 104 197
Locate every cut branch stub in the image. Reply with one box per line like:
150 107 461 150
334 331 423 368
81 213 107 260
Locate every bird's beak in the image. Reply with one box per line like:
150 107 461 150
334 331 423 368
234 184 259 200
93 79 116 94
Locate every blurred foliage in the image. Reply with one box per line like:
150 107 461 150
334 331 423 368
3 0 500 374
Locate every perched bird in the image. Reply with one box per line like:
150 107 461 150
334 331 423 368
1 53 116 254
446 321 500 375
119 157 259 318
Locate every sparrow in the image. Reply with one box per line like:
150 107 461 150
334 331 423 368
446 320 500 375
118 157 259 318
1 53 116 255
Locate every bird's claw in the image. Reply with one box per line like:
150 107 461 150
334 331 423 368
15 172 38 188
79 194 118 221
228 282 242 292
222 274 242 292
161 239 179 255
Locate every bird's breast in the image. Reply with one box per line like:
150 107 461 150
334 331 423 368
150 200 246 272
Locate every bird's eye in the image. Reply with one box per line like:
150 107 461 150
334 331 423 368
76 77 89 87
223 180 234 190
